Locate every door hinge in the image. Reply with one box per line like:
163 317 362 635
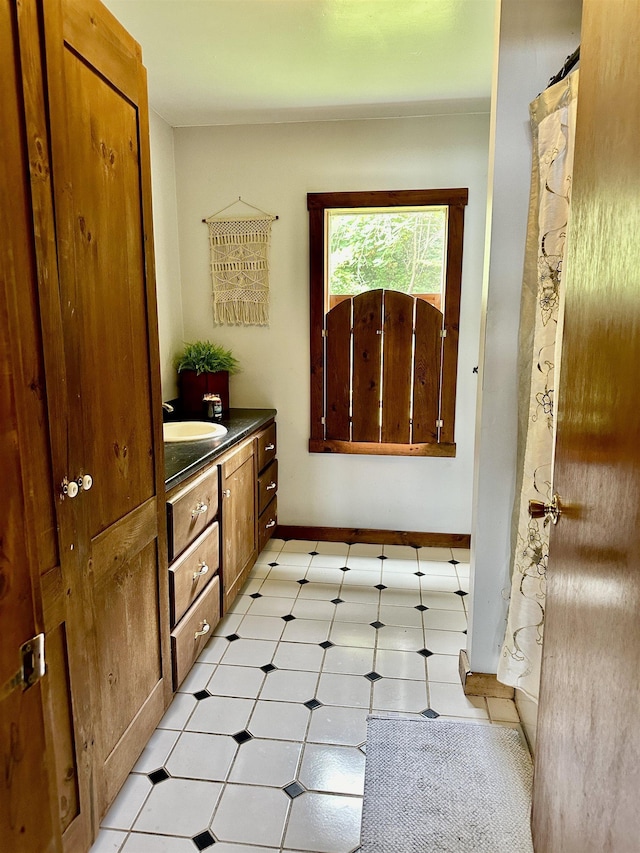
321 417 326 425
436 419 444 428
0 633 46 702
440 329 447 338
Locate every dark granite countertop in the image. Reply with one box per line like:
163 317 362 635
164 408 277 491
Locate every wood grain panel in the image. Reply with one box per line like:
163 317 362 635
381 290 413 443
258 460 278 516
412 299 443 443
258 496 278 554
169 523 220 626
255 422 277 472
171 576 221 689
309 206 326 442
352 290 382 442
62 47 155 536
439 203 464 445
532 2 640 850
167 464 219 561
222 450 257 607
275 524 470 549
325 298 352 441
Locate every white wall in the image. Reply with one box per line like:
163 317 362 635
468 0 582 679
172 114 489 533
148 109 184 399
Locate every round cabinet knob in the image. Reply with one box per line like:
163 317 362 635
66 480 79 498
82 474 93 491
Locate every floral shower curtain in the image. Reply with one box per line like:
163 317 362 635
497 71 579 701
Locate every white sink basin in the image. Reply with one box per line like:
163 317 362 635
163 421 228 442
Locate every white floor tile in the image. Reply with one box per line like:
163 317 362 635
420 575 460 592
206 665 265 698
273 551 313 567
314 541 350 556
379 604 424 628
426 653 461 684
196 635 229 664
310 554 350 569
422 608 467 632
256 579 303 598
341 569 383 587
316 672 371 709
299 743 365 795
332 602 379 624
229 737 303 786
132 728 180 773
248 700 311 741
451 547 471 563
120 833 195 852
213 613 244 636
211 783 289 848
133 778 222 836
347 542 382 556
291 598 337 621
281 618 331 644
330 621 377 649
177 662 217 694
337 585 380 605
259 669 319 703
344 555 384 572
211 845 281 853
322 645 374 675
156 692 197 730
417 546 453 562
236 615 285 641
305 566 345 584
166 731 237 781
374 648 427 681
89 829 127 853
423 628 467 655
297 581 341 600
273 641 325 671
428 682 489 719
417 559 457 577
306 705 369 746
261 538 285 552
380 571 419 590
421 590 465 611
246 595 294 618
381 558 420 573
284 792 362 853
186 695 254 735
372 677 428 713
221 638 277 666
281 539 318 553
382 544 420 560
265 564 308 581
378 588 421 608
101 775 152 830
375 625 425 652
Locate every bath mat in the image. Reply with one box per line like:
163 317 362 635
360 715 533 853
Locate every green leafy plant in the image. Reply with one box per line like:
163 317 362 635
174 340 240 375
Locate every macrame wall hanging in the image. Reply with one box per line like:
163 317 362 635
203 198 278 326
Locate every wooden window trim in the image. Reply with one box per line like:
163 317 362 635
308 188 467 457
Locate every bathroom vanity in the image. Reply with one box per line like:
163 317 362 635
164 409 278 688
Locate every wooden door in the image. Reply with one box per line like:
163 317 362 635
41 0 171 823
222 441 257 610
532 1 640 850
0 2 61 850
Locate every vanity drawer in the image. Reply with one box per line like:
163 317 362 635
171 574 220 690
257 460 278 516
258 496 277 553
256 422 276 473
167 464 219 560
169 522 220 627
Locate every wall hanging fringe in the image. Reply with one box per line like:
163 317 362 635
203 198 277 326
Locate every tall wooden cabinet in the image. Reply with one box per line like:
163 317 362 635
0 1 170 851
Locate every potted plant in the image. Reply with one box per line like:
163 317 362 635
174 340 240 416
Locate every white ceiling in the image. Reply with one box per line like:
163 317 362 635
103 0 497 127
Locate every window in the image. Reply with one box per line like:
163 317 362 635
308 189 467 457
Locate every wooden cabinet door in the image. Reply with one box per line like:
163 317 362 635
0 3 61 850
221 441 257 610
532 1 640 850
41 0 171 823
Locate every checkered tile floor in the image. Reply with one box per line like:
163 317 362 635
91 539 520 853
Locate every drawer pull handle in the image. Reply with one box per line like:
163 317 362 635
194 620 210 639
265 520 276 529
192 501 208 517
223 489 231 498
193 562 209 580
265 443 275 451
266 482 277 491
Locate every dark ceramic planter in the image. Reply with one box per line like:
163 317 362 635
178 370 230 416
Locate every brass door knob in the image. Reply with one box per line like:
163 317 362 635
528 494 562 525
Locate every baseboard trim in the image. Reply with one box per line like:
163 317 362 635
274 525 470 549
458 650 515 699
